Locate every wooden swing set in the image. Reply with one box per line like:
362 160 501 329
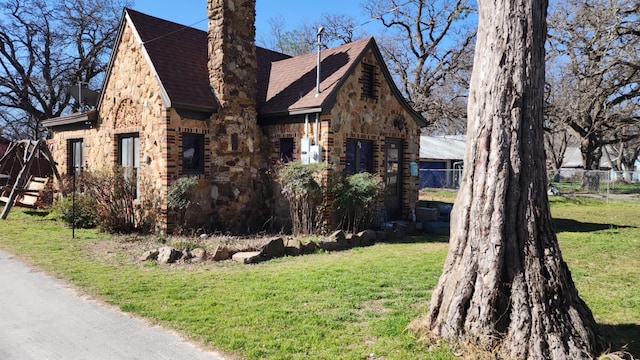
0 140 60 219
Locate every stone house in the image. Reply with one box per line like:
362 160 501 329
43 0 427 234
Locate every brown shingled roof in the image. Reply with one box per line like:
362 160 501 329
123 9 426 126
126 9 217 112
259 37 372 116
124 8 370 116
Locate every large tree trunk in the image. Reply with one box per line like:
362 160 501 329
418 1 604 358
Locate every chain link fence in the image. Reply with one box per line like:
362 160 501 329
420 168 640 200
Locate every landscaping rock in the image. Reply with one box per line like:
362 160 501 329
139 249 159 262
376 230 389 242
346 233 361 248
358 230 377 246
317 237 338 251
232 251 263 264
211 245 230 261
393 222 407 240
157 246 182 264
300 240 317 254
284 238 302 256
329 230 348 249
191 248 207 262
260 237 285 258
180 249 193 261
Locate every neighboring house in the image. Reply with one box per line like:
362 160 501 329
419 135 465 188
43 1 426 234
556 146 640 182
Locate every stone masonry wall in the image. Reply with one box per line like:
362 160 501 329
263 48 422 228
206 0 270 233
49 20 172 233
328 50 421 221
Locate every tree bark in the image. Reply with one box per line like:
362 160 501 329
419 1 604 358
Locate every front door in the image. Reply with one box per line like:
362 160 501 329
384 138 403 220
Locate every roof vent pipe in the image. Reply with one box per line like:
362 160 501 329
315 26 324 97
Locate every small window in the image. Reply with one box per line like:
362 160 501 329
117 133 140 199
182 133 205 174
345 139 374 174
67 139 83 175
361 63 376 99
280 138 294 163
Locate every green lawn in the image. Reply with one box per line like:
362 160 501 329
0 196 639 359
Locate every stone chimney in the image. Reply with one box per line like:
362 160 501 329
206 0 268 234
207 0 257 113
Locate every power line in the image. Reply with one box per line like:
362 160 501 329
352 0 416 31
140 0 416 46
142 17 208 45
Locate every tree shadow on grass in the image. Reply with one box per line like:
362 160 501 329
599 323 640 359
25 210 49 217
552 218 636 233
398 233 449 244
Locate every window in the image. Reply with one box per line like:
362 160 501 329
118 133 140 198
280 138 294 163
361 63 376 99
345 139 374 174
182 133 205 174
67 139 83 175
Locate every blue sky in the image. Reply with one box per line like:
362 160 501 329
132 1 369 39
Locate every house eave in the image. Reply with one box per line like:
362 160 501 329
173 103 217 120
288 107 323 116
42 110 98 130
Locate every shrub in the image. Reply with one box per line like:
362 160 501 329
51 192 97 228
331 172 385 233
168 176 198 231
81 166 140 234
278 161 326 235
51 168 158 234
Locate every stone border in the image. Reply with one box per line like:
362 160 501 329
139 227 410 265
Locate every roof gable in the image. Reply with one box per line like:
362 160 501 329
259 38 371 115
260 37 427 126
125 9 218 112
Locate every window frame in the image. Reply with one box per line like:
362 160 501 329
182 132 205 175
67 138 83 175
117 133 140 199
345 138 374 175
279 137 294 163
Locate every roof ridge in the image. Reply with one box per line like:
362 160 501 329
125 7 206 32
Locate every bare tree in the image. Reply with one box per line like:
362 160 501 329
415 0 603 358
258 13 363 56
0 0 130 140
547 0 640 182
364 0 477 134
609 129 640 182
544 72 574 181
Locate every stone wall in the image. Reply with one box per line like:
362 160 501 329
205 0 270 233
329 50 421 220
49 20 172 233
263 48 421 229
